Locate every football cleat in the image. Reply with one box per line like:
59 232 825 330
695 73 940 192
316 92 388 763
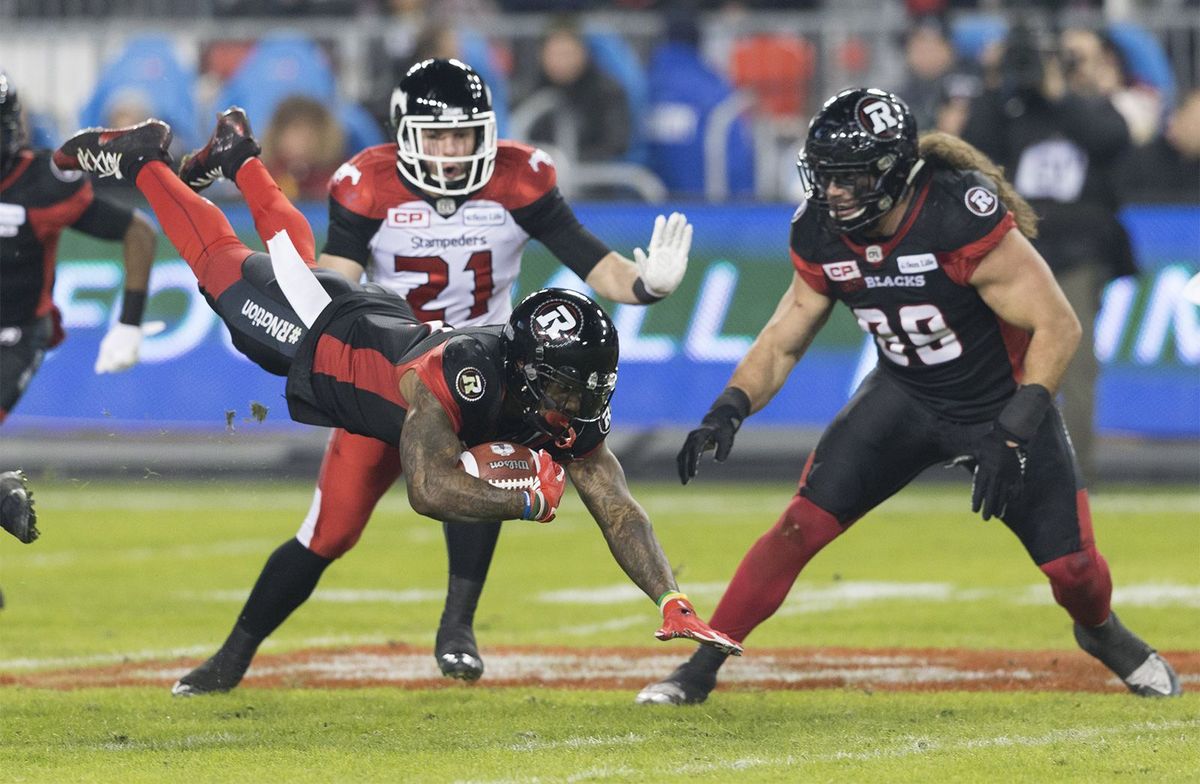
53 119 172 181
178 107 261 191
435 622 484 682
1074 612 1183 697
635 659 719 705
0 470 38 544
171 626 259 696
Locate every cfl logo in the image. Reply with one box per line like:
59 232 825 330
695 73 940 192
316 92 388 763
534 303 580 342
858 99 900 137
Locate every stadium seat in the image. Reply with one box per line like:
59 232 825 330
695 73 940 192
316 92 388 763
951 15 1007 65
1108 22 1177 108
79 35 199 148
210 33 337 133
730 34 816 119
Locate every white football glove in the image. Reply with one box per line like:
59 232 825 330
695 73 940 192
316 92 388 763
633 211 692 299
94 321 165 374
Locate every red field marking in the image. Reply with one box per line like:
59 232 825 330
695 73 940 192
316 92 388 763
3 645 1197 694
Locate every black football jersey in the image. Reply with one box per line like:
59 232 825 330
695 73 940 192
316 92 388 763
0 149 133 326
285 289 607 461
791 165 1025 422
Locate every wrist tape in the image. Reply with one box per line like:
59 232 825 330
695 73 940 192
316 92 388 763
119 289 147 326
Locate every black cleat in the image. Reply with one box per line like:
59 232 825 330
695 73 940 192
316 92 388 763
0 470 38 544
178 107 261 191
635 659 719 705
1074 612 1183 697
53 119 172 181
171 626 260 696
435 622 484 682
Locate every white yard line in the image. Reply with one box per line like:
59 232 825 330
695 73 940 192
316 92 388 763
458 720 1200 784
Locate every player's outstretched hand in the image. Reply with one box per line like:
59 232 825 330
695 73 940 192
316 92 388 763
633 212 692 299
94 320 165 374
676 388 750 484
655 593 743 656
524 449 566 523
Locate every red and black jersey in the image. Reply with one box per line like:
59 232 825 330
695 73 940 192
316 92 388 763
284 289 606 462
791 165 1024 422
322 141 610 327
0 149 134 327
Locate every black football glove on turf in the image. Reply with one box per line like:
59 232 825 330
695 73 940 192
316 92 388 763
677 388 751 484
969 384 1053 521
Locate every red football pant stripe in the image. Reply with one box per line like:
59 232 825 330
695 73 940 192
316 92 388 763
298 429 402 559
1038 489 1112 627
134 161 249 298
708 493 846 643
235 158 316 266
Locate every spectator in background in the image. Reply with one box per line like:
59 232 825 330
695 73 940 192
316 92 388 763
1119 88 1200 203
962 23 1134 485
894 14 980 134
520 15 631 163
1061 27 1162 147
260 96 346 201
645 5 755 199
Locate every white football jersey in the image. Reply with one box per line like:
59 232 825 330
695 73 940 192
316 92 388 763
325 141 603 329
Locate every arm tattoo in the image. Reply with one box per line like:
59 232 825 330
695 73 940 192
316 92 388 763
399 382 525 523
568 444 677 601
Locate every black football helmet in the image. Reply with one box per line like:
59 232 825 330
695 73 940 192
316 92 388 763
1 71 25 175
502 288 619 447
797 87 921 233
389 58 498 196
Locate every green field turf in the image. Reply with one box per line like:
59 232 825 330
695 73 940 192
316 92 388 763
1 480 1197 782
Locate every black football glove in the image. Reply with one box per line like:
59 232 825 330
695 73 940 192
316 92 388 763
970 426 1028 521
967 384 1053 521
677 388 751 484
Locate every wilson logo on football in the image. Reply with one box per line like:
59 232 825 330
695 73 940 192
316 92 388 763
964 186 998 216
455 367 486 401
532 301 582 345
487 459 531 472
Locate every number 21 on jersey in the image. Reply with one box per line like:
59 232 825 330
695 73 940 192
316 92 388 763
853 304 963 366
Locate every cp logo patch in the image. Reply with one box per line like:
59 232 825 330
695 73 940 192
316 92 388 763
856 97 901 139
964 186 998 216
532 300 582 346
455 367 486 401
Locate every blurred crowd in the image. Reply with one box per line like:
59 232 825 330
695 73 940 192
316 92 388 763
4 0 1197 206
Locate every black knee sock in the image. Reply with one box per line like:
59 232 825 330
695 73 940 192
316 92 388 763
236 538 333 640
439 521 501 627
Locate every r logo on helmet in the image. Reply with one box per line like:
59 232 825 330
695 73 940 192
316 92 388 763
856 97 902 139
532 301 582 346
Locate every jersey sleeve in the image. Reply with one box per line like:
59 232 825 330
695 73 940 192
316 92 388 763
788 203 831 295
512 187 610 280
322 199 383 266
70 191 134 240
413 334 503 440
935 170 1017 286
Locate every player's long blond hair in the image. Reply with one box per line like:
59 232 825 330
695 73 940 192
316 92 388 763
918 132 1039 239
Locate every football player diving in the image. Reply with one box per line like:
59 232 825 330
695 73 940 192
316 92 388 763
52 117 741 695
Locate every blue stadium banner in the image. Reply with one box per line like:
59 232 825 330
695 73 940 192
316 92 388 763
10 202 1198 438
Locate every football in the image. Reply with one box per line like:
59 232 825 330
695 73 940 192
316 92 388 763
458 442 540 490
